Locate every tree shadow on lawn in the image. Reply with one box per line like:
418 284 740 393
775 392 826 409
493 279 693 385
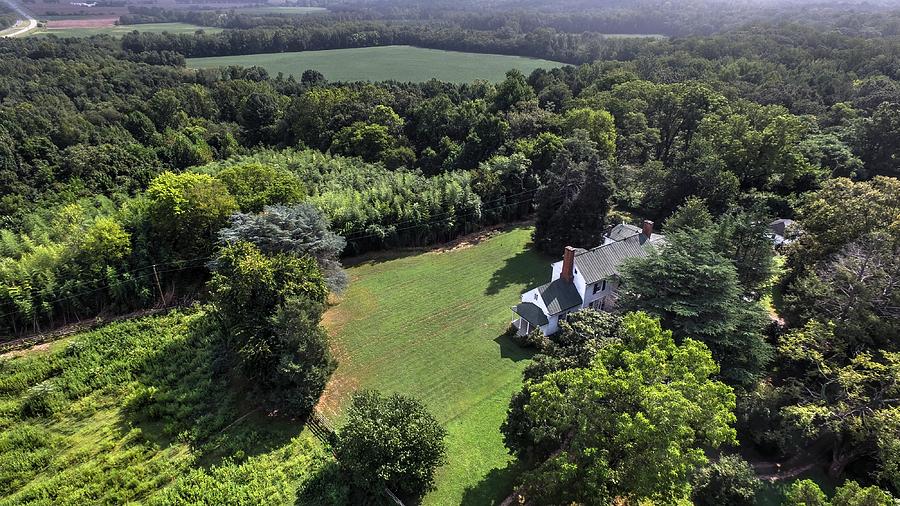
485 247 549 296
460 460 527 506
341 247 422 268
494 332 535 363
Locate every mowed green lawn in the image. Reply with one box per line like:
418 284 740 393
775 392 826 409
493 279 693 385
322 226 549 504
186 45 566 83
31 22 222 38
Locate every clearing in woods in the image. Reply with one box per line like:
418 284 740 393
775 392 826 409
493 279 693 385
321 225 548 504
0 226 547 504
186 45 566 83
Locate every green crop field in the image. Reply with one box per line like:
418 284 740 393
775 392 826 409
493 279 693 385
31 22 222 38
322 225 548 505
186 45 566 83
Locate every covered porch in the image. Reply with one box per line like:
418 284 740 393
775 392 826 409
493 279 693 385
511 302 549 337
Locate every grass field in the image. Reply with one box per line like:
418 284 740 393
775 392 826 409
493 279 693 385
186 45 566 83
31 22 222 37
0 226 545 504
322 225 548 504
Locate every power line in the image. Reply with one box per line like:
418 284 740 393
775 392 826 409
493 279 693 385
0 256 214 301
1 190 552 324
0 257 213 322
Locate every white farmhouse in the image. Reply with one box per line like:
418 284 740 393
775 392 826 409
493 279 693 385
512 220 665 336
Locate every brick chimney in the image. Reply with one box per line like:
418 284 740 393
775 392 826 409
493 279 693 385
561 246 576 283
642 220 654 239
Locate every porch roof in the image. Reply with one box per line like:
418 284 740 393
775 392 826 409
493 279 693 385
512 302 549 326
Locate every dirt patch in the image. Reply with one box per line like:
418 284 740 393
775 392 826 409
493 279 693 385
430 224 523 253
46 17 118 28
316 372 358 420
0 342 51 360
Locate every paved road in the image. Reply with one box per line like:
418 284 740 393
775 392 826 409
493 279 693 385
0 0 37 37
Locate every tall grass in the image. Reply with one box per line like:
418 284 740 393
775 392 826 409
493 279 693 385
0 309 346 504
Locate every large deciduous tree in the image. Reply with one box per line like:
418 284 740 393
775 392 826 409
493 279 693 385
336 391 447 501
506 312 737 505
146 171 238 260
777 320 900 483
503 310 625 460
209 241 334 416
214 163 304 213
561 107 617 160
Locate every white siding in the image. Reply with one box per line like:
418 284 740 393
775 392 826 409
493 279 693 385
551 260 588 303
544 314 559 335
520 286 550 315
572 266 587 302
582 278 619 308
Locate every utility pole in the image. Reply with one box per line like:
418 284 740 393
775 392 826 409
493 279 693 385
152 264 165 306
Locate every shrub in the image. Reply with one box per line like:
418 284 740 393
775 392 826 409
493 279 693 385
784 479 828 506
691 455 761 506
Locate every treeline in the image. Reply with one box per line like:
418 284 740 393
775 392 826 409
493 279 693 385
0 4 16 31
0 149 522 335
122 0 900 38
1 23 899 337
120 21 641 63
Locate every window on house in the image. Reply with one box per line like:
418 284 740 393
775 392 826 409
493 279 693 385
593 280 607 294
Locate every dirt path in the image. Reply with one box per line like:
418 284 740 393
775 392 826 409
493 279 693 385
749 438 832 482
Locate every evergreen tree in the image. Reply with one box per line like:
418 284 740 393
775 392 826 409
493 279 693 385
219 203 349 293
619 228 772 387
533 132 612 254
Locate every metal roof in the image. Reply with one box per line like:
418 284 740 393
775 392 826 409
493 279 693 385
573 239 651 284
536 278 583 315
606 223 642 242
770 218 795 237
512 302 549 326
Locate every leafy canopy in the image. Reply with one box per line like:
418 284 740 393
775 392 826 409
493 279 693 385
511 312 737 505
619 227 772 386
335 391 447 501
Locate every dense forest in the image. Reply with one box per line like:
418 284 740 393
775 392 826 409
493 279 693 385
0 4 15 31
122 0 900 38
1 1 899 503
